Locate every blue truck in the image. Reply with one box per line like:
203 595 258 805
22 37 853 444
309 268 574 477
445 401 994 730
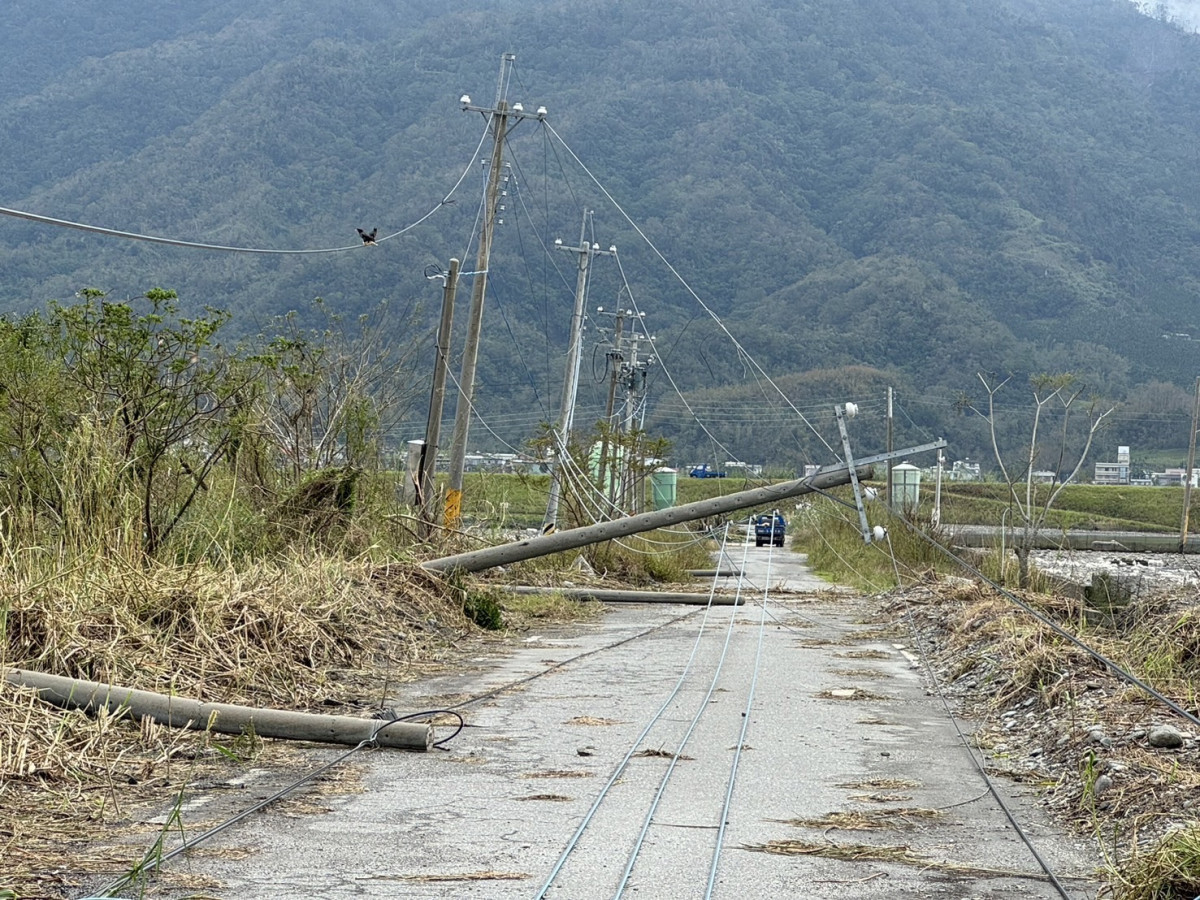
754 510 787 547
689 464 727 478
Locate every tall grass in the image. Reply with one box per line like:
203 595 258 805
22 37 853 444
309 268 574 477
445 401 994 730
791 499 960 592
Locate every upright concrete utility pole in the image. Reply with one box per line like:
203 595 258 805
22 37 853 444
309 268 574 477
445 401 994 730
596 307 627 499
1182 376 1200 550
543 214 616 530
445 55 547 529
618 328 652 512
418 258 460 533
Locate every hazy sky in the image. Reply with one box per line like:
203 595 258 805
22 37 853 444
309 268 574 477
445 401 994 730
1137 0 1200 29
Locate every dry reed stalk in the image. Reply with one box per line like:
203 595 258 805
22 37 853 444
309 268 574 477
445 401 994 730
0 552 482 898
779 807 942 830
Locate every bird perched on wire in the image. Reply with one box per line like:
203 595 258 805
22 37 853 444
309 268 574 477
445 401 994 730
357 227 378 245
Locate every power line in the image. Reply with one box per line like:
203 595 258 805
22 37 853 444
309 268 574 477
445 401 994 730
544 122 838 462
0 121 491 255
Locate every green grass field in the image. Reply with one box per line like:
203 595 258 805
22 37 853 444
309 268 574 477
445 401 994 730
455 471 1193 534
454 471 770 527
932 481 1186 533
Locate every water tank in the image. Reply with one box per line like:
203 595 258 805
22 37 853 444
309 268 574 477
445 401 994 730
650 467 678 510
891 463 921 509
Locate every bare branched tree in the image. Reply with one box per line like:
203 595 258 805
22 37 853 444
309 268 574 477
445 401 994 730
254 298 425 483
968 372 1113 588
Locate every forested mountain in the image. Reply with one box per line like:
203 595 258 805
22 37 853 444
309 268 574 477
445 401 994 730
4 0 1200 471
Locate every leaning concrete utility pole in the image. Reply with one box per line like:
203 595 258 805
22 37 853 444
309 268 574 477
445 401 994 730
544 213 615 530
445 54 548 530
422 439 945 574
418 258 460 532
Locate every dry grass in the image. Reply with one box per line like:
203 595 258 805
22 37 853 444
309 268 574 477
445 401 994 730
850 792 915 803
835 777 922 790
0 554 489 899
836 649 892 660
742 838 1042 879
894 580 1200 899
816 688 893 701
832 668 888 679
632 748 695 761
3 557 474 707
779 808 942 830
564 716 622 726
498 590 604 626
1106 823 1200 900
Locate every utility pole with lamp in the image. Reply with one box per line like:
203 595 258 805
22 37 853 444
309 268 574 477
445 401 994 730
445 54 547 530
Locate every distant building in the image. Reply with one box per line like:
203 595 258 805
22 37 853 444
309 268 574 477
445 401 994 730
949 459 981 482
725 460 764 477
1094 445 1132 485
1151 468 1200 487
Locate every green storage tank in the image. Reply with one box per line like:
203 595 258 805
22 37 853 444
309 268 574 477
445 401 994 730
650 467 678 510
891 462 921 509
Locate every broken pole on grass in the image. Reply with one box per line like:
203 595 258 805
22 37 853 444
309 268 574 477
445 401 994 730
421 440 946 575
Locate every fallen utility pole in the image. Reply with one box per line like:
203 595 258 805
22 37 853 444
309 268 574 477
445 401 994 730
501 586 743 605
7 668 433 751
422 439 945 574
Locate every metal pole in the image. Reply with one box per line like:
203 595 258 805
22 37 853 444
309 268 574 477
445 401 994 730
886 386 894 509
1182 376 1200 550
932 447 944 527
422 439 945 574
835 404 873 542
419 258 459 530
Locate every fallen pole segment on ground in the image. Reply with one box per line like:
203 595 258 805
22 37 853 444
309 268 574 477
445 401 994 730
422 441 945 575
501 585 743 605
6 668 433 751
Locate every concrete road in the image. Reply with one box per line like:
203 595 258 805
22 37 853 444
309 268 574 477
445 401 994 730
114 555 1101 899
713 529 842 595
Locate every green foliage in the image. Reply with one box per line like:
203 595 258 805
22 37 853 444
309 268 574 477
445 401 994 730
443 572 505 631
793 496 1047 592
585 530 714 584
1107 822 1200 900
0 292 419 566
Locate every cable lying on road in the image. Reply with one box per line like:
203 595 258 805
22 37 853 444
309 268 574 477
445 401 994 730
878 530 1076 900
84 709 457 898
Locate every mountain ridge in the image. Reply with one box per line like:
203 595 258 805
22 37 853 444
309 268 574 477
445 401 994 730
4 0 1200 466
